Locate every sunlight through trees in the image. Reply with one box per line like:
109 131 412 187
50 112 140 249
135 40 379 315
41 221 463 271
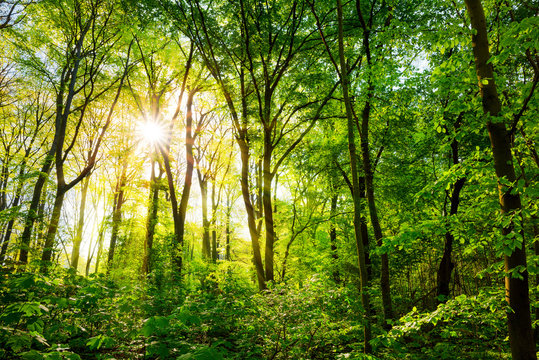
0 0 537 358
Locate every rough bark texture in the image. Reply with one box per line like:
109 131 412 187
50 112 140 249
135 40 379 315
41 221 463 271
464 0 536 358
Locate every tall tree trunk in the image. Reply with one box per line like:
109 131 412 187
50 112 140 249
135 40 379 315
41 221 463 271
329 193 340 284
211 181 218 262
107 161 127 273
437 126 466 301
337 0 372 352
86 219 104 276
18 150 55 266
0 159 29 263
263 136 276 282
0 148 11 213
71 175 90 272
464 0 536 358
199 174 211 259
238 140 265 289
40 188 66 273
94 222 105 274
355 0 393 321
237 68 265 290
225 193 231 261
143 159 160 275
360 133 392 322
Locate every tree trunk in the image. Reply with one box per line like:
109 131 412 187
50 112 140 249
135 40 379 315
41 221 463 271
40 188 66 273
337 0 372 352
329 193 340 284
0 159 28 263
18 151 55 266
437 135 465 301
107 161 127 273
211 181 218 262
94 223 105 275
85 219 104 276
464 0 536 358
143 159 160 275
199 174 211 259
239 139 266 290
226 196 231 261
71 175 90 272
360 133 393 322
263 136 276 282
175 88 197 271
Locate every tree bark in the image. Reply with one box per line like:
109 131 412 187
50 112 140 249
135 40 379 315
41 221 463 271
18 150 54 266
198 173 211 259
263 136 276 282
71 175 90 272
107 160 127 273
40 188 66 272
437 125 466 301
464 0 536 358
211 181 218 262
337 0 372 352
0 157 29 263
329 193 340 284
142 159 160 275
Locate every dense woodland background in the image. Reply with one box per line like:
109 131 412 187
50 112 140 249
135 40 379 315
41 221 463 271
0 0 538 358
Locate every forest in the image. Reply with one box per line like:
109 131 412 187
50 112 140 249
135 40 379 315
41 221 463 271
0 0 537 358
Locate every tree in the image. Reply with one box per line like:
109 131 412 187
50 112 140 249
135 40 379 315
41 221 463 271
464 0 536 358
17 0 132 270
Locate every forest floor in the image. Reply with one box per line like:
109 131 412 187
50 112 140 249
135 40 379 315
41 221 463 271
0 266 518 359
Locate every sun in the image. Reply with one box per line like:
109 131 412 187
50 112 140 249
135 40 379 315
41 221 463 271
137 120 167 147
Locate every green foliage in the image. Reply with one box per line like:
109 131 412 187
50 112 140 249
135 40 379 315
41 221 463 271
372 289 511 359
0 271 142 359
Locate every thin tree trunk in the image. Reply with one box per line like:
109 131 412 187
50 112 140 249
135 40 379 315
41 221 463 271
239 140 265 289
211 181 218 262
71 175 90 272
337 0 372 352
464 0 536 358
107 161 127 273
199 174 211 259
437 116 466 301
263 137 276 282
18 150 55 266
329 193 340 284
0 159 29 263
86 219 104 276
143 159 160 275
226 194 231 261
94 223 105 274
40 188 66 273
175 88 198 270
